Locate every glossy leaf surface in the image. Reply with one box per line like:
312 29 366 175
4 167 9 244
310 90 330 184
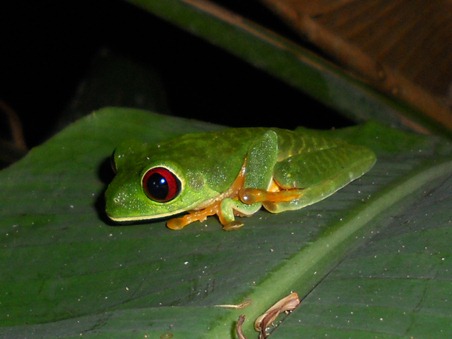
1 108 451 337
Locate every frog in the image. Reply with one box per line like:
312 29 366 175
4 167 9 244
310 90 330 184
105 127 376 231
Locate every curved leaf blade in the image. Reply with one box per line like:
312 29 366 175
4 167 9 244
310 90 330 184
0 108 451 337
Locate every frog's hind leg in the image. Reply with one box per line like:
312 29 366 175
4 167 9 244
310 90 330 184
264 144 376 213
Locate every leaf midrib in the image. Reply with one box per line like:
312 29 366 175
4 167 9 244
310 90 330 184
205 158 452 337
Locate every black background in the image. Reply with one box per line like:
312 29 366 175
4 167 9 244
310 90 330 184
2 1 348 148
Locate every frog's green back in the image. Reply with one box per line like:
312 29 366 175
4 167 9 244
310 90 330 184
147 128 346 187
272 128 348 160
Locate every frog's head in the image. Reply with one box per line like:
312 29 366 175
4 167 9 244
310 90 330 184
105 140 218 222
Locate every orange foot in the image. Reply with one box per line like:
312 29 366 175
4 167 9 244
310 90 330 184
166 202 221 230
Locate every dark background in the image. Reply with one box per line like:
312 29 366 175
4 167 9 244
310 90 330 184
1 0 348 148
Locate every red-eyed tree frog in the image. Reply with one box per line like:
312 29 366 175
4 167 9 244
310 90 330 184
105 127 376 230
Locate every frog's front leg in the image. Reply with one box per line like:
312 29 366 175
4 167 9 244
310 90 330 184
166 203 221 230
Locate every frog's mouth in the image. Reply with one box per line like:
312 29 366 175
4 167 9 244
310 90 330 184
106 210 187 223
105 202 196 223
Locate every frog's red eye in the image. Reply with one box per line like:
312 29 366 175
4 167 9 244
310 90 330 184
142 167 181 202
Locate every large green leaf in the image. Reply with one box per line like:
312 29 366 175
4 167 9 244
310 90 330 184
1 108 451 338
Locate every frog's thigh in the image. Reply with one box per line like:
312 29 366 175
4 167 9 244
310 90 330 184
266 145 375 213
243 130 279 190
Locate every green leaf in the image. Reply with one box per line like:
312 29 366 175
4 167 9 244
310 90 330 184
1 108 451 337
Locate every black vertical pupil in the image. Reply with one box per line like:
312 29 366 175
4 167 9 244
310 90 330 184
147 173 169 200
